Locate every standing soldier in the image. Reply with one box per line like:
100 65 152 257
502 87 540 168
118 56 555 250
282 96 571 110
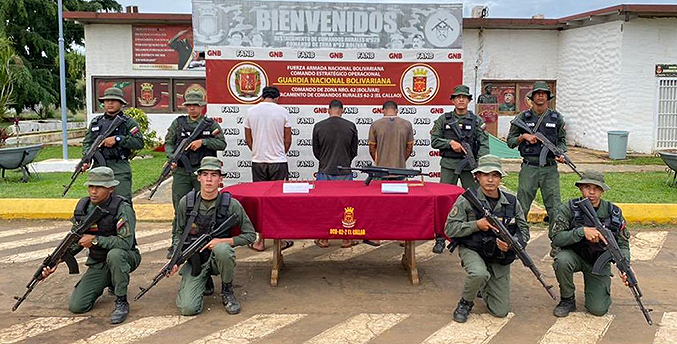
550 170 630 318
506 81 567 221
445 155 529 323
430 85 490 253
164 90 226 259
82 87 144 201
41 167 141 324
168 157 257 315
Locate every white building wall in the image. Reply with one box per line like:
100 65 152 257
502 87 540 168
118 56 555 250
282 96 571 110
619 18 677 153
85 24 205 138
463 29 560 137
556 21 624 152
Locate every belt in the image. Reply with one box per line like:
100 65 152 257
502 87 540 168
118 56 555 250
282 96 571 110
522 159 556 167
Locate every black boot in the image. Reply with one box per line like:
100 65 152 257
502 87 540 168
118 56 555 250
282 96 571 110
432 237 446 254
553 296 576 317
110 295 129 324
221 282 241 315
453 298 474 323
204 277 214 296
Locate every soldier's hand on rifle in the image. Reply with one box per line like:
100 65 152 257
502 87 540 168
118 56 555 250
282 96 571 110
101 136 118 147
520 133 538 144
171 162 178 170
450 140 464 153
555 155 565 163
496 238 510 252
78 234 95 248
619 267 634 287
41 265 58 279
476 218 496 232
186 139 203 151
81 163 90 172
167 265 179 278
583 227 608 245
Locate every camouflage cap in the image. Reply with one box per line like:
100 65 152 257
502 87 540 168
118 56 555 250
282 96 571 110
472 154 507 177
527 81 554 100
98 87 127 105
195 156 224 175
450 85 473 101
182 90 207 107
84 166 119 188
574 170 610 191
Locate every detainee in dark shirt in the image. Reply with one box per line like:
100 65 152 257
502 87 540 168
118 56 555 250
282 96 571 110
312 99 359 249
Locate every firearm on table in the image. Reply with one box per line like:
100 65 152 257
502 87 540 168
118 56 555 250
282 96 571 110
148 119 212 200
448 120 478 175
463 189 557 300
510 118 582 178
337 165 423 186
12 206 109 311
62 115 126 197
134 214 237 301
575 198 653 325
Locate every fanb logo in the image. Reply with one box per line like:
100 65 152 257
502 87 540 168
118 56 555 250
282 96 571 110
297 117 315 125
413 160 430 168
223 150 241 157
297 138 312 146
297 160 315 168
342 207 356 228
355 160 372 168
237 139 248 146
414 118 431 125
414 138 431 146
358 139 369 146
287 150 300 157
224 172 241 179
237 160 252 168
223 128 240 135
137 83 157 107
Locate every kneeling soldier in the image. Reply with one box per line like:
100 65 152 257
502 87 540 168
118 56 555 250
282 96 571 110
168 157 256 315
550 170 630 317
42 167 141 324
445 155 529 322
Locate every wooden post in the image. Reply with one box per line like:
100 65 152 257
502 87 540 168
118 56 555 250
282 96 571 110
271 239 284 287
401 241 419 286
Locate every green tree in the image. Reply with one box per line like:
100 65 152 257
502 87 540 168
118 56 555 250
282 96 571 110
0 33 19 118
0 0 121 117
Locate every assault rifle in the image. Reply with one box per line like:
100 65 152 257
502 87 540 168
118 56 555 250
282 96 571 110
575 198 653 325
13 206 109 311
148 118 212 200
337 165 423 186
448 120 478 175
510 118 582 177
62 115 127 197
134 213 237 301
463 189 557 300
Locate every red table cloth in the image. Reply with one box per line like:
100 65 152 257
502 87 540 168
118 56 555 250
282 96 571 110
223 180 463 240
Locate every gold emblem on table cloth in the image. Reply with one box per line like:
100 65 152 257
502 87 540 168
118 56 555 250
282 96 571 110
342 207 356 228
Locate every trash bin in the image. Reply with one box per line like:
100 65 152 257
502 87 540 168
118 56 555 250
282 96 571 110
607 130 629 160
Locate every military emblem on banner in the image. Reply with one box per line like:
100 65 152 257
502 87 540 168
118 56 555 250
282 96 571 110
424 10 461 48
227 62 268 104
342 207 356 228
137 82 158 107
401 64 439 104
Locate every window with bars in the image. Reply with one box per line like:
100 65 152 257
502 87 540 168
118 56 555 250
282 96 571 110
657 79 677 149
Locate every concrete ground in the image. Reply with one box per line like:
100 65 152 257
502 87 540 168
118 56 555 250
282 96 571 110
0 220 674 344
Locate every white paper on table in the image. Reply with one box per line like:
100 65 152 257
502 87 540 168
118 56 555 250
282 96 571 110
381 183 409 194
283 182 311 193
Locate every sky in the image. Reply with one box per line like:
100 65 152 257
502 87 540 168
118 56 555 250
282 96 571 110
115 0 677 18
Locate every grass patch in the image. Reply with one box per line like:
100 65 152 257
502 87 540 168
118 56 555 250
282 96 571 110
0 149 166 198
607 156 665 165
503 172 677 204
33 146 82 162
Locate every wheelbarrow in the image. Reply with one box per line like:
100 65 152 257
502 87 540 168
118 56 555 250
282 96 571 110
0 144 43 182
658 150 677 187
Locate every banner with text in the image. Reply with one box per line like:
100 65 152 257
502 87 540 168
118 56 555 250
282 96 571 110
192 1 462 50
206 46 463 183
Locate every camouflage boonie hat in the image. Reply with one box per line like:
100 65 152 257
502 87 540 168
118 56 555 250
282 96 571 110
84 167 119 188
98 87 127 105
182 91 207 107
527 81 554 100
196 156 224 175
450 85 473 100
575 170 610 191
472 154 507 177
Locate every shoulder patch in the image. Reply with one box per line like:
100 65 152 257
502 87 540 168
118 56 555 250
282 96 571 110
450 206 459 217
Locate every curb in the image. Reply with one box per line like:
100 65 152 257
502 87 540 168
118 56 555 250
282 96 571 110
0 199 675 224
0 199 173 222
